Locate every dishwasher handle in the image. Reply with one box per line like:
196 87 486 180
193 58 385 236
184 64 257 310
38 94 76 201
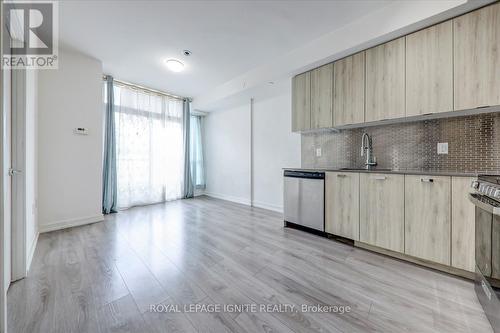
284 170 325 179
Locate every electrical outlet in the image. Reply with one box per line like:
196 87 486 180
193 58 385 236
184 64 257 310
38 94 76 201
437 142 448 155
316 148 322 157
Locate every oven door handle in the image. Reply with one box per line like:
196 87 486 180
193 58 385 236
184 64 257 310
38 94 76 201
468 193 500 216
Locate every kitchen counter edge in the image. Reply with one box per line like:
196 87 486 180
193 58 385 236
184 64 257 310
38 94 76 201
282 168 482 177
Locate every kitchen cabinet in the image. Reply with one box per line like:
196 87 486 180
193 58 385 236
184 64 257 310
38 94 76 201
360 173 404 252
290 3 500 132
406 21 453 116
451 177 475 272
325 172 359 240
333 52 365 126
292 72 311 131
405 175 451 265
365 37 405 122
454 3 500 110
310 64 333 129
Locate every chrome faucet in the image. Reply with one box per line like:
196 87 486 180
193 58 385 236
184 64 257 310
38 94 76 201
361 132 377 169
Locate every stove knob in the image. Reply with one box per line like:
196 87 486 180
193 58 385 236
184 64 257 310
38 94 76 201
483 185 491 195
471 180 480 189
484 186 491 195
494 189 500 199
488 187 496 196
479 184 487 193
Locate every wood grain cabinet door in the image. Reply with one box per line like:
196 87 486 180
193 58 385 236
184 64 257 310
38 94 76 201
291 72 311 132
360 173 404 252
451 177 475 272
325 172 360 240
405 175 451 265
454 2 500 110
406 21 453 116
365 37 406 122
310 64 333 129
333 52 365 126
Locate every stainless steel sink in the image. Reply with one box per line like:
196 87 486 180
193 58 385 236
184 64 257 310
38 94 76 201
339 167 393 172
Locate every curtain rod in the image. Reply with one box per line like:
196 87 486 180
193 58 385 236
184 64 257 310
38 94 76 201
103 75 191 101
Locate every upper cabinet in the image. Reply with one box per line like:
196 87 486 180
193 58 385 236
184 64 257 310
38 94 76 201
291 3 500 132
454 3 500 110
406 21 453 116
291 72 310 132
365 37 405 122
333 52 365 126
310 64 333 129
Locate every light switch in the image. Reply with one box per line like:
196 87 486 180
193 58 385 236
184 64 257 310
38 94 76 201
316 148 322 157
437 142 448 155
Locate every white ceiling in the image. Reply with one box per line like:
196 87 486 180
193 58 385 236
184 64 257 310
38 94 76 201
59 0 394 98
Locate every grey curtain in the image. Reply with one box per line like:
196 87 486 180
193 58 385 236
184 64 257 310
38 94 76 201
183 99 194 198
102 76 118 214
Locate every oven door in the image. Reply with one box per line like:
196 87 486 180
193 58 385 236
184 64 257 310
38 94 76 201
469 193 500 332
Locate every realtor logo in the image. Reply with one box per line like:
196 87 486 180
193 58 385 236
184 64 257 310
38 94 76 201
2 0 58 69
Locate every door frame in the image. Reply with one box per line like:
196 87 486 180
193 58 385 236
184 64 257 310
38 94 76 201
0 1 7 331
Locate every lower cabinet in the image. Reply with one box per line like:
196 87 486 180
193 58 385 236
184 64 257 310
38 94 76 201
451 177 475 272
405 175 451 265
360 173 404 252
325 172 359 240
322 171 473 273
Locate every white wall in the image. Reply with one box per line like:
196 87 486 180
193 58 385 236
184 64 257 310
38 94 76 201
204 88 301 212
37 48 104 232
204 104 251 205
252 92 301 212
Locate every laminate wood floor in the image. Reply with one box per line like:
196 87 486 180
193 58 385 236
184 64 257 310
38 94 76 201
8 196 492 333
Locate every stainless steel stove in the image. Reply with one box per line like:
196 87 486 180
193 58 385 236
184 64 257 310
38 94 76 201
469 175 500 333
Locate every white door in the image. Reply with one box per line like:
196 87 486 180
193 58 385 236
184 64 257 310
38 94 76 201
10 68 27 281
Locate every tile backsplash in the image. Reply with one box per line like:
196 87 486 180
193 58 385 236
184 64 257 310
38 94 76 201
301 113 500 173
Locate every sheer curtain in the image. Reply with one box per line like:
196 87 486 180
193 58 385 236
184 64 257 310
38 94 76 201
114 85 184 209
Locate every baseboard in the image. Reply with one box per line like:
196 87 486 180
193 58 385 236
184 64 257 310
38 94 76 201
26 231 39 273
354 241 474 280
204 192 283 213
193 189 205 197
252 200 283 213
204 192 251 206
39 214 104 233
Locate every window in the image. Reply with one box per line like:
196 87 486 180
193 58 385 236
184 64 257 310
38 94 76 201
114 84 184 208
190 115 205 188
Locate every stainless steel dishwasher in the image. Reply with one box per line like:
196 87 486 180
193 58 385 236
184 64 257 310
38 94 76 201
283 170 325 232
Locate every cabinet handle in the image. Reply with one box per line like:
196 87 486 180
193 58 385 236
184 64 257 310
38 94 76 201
337 174 347 178
420 177 434 183
371 176 386 180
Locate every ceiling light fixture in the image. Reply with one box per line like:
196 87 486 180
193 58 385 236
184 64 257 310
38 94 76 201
165 59 185 72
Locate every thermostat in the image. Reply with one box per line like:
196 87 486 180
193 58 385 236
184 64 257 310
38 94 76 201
74 127 89 135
